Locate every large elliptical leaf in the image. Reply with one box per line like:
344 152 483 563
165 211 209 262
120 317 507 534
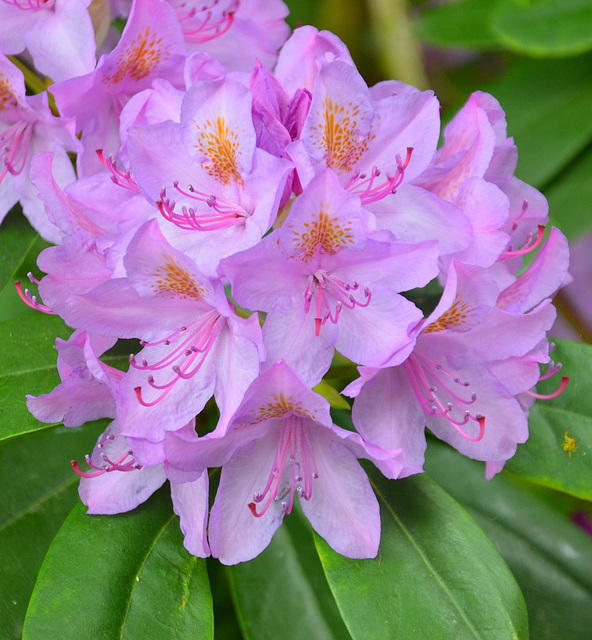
0 315 70 441
414 0 501 49
315 471 528 640
506 339 592 500
485 54 592 188
228 503 351 640
22 489 214 640
494 0 592 58
425 438 592 640
0 421 104 640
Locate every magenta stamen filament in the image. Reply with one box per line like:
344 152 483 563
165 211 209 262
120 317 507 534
499 225 545 260
96 149 140 192
404 354 486 442
525 375 570 400
345 147 413 205
0 120 33 183
0 0 53 10
248 414 318 517
177 0 238 43
71 440 142 479
158 183 248 231
132 312 224 406
303 272 372 336
14 280 56 314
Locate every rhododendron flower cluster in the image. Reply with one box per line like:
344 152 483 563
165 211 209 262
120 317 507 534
5 0 570 565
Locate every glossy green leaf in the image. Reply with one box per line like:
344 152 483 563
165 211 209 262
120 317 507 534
485 54 592 187
414 0 501 49
425 439 592 640
23 489 214 640
0 421 104 640
316 472 528 640
228 504 351 640
494 0 592 57
546 145 592 239
0 206 38 292
0 314 131 442
506 339 592 500
0 208 50 323
0 315 70 441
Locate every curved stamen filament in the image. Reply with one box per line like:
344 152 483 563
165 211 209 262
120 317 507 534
0 120 33 183
158 183 248 231
502 199 529 233
499 225 545 260
15 281 56 314
96 149 140 192
304 272 372 336
404 355 485 442
132 312 224 407
71 443 142 479
525 375 570 400
177 0 238 43
248 415 318 518
345 147 413 205
0 0 53 10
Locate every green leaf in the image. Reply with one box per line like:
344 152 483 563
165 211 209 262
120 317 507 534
425 438 592 640
506 339 592 500
0 314 131 442
0 315 70 442
228 504 351 640
484 54 592 187
414 0 502 49
494 0 592 57
0 206 39 292
0 421 104 640
546 145 592 239
23 489 214 640
0 208 49 322
316 471 528 640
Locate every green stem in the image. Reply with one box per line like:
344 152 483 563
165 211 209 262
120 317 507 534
365 0 429 89
8 56 50 95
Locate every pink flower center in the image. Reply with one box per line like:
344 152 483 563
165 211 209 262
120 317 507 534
403 352 486 442
304 270 371 336
131 310 224 406
248 414 319 517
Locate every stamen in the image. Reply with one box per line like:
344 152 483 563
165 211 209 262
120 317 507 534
158 184 248 231
345 147 413 204
525 376 570 400
499 225 545 260
248 415 318 518
175 0 238 44
132 312 224 407
14 281 56 314
71 442 142 479
0 0 53 11
404 354 485 442
0 120 33 183
96 149 140 192
305 270 372 336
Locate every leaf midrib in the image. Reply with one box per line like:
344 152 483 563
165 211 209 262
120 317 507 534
117 514 175 639
372 481 491 640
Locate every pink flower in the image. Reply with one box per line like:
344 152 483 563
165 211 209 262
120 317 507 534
166 361 399 564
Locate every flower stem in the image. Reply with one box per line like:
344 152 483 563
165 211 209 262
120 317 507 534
365 0 429 89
